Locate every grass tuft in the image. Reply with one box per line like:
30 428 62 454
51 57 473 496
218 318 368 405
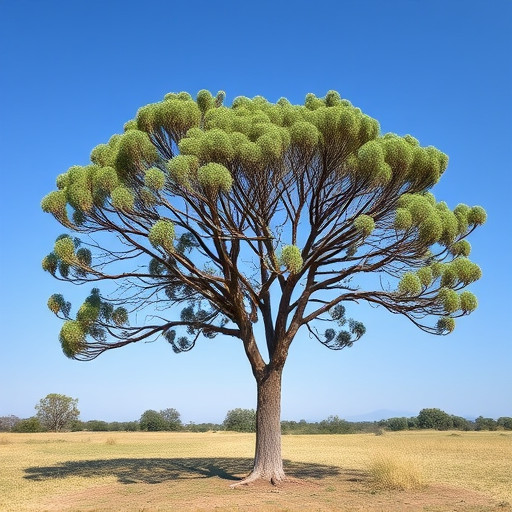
105 436 117 445
368 454 425 490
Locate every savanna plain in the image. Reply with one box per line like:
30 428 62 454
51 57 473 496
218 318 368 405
1 430 510 512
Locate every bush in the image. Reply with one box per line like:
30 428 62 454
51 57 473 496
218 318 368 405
12 417 44 433
318 415 354 434
223 408 256 432
86 420 109 431
387 417 409 431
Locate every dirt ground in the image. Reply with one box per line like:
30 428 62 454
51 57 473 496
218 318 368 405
33 470 511 512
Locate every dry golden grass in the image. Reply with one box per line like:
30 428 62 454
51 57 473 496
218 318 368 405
0 430 510 511
368 453 425 490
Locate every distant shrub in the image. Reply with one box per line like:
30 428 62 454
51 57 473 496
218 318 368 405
475 416 498 431
497 417 512 430
387 417 409 431
223 408 256 432
12 417 44 433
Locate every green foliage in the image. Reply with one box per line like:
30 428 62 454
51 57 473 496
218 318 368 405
41 88 485 378
115 130 158 178
449 257 482 286
398 272 421 296
459 291 478 313
468 206 487 226
47 294 70 316
223 408 256 433
475 416 498 431
11 417 44 433
450 240 471 257
417 408 453 430
289 121 319 151
59 321 86 358
54 237 75 264
42 253 58 274
280 245 303 274
394 208 413 230
436 316 455 334
416 267 433 287
77 302 100 329
437 288 460 313
166 155 199 186
160 408 182 431
196 89 214 114
112 307 128 326
93 166 119 193
111 186 134 211
41 190 67 216
76 248 92 267
139 410 169 431
386 417 409 431
144 167 166 191
148 219 175 252
353 214 375 237
35 393 80 432
497 417 512 430
197 163 233 193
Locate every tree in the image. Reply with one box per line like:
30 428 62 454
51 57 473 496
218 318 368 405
497 417 512 431
35 393 79 432
450 415 472 431
475 416 497 431
223 408 256 432
41 89 485 484
0 415 20 432
160 408 182 431
139 410 168 431
417 408 453 430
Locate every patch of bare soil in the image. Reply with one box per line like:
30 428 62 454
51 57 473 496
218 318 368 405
33 472 510 512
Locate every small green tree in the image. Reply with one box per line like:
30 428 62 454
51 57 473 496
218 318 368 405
451 415 472 431
417 408 453 430
160 408 182 431
497 417 512 430
139 410 168 431
35 394 79 432
223 408 256 432
42 89 485 484
475 416 498 431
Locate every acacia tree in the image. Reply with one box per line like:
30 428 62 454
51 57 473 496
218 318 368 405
42 89 485 484
36 393 79 432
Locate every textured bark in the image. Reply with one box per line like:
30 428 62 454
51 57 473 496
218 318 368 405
231 368 285 486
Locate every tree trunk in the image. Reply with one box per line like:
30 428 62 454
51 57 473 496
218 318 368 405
232 367 285 486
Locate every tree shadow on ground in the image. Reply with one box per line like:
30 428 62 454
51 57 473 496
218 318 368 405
24 457 346 484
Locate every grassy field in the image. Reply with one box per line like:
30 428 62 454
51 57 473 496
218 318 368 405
0 430 511 511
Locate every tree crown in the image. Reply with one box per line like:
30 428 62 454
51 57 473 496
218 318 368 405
42 89 485 371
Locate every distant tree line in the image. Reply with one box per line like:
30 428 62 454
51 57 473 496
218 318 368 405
1 399 511 434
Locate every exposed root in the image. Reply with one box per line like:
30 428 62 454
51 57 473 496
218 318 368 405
229 471 287 488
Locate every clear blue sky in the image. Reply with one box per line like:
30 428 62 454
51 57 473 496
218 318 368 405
1 0 510 424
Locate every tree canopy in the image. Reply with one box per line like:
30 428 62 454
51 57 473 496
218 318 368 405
35 393 79 432
42 89 485 483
